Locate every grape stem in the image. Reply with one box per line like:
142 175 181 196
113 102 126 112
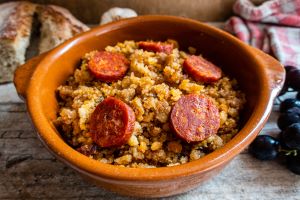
279 148 298 156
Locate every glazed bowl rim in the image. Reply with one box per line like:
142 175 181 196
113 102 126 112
26 15 276 181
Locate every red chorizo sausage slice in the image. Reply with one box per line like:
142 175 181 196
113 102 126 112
183 55 222 83
170 94 220 142
90 97 136 147
87 51 130 82
138 41 174 54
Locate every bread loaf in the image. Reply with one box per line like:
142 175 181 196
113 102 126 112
0 2 90 83
0 1 36 83
37 5 90 54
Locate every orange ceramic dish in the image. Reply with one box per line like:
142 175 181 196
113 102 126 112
14 15 285 198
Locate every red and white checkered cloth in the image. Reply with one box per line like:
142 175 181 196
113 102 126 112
225 0 300 68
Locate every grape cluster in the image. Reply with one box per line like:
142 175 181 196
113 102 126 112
279 66 300 96
249 66 300 175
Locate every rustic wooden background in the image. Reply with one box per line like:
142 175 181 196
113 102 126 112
0 0 265 23
1 83 300 199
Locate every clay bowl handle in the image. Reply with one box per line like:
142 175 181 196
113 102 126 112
13 52 48 100
251 47 286 98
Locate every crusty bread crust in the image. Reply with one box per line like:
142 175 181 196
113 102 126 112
0 1 36 40
38 5 90 53
0 1 36 83
0 2 89 82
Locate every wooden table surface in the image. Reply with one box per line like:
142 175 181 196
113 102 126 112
1 84 299 200
1 23 300 200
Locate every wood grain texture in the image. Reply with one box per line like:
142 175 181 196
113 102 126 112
1 87 299 199
0 0 266 23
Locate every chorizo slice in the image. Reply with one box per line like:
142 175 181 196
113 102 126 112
170 94 220 142
90 97 136 147
138 41 174 54
87 51 130 82
183 55 222 83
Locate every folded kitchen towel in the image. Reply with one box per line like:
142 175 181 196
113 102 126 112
225 0 300 68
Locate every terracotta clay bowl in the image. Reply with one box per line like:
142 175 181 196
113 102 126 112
14 15 285 198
